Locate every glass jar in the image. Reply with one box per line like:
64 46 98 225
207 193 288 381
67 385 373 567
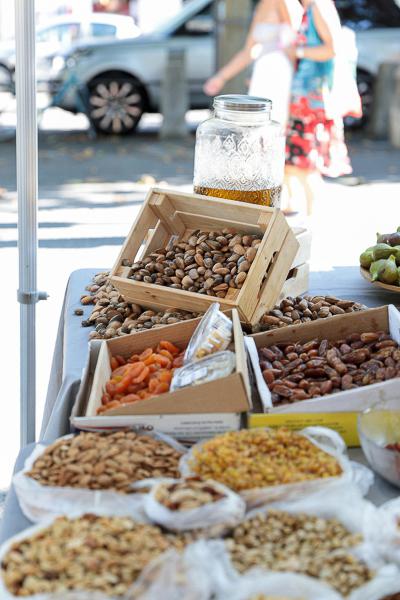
193 95 285 207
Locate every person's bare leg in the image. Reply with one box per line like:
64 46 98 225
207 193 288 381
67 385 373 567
304 170 323 216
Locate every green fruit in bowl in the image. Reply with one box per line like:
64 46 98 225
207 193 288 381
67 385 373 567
372 243 394 260
360 249 374 269
377 255 398 285
370 259 388 282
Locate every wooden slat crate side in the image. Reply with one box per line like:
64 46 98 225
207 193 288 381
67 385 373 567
110 275 237 314
158 188 277 227
250 226 300 324
173 211 264 234
110 188 159 278
237 213 289 322
279 263 310 301
291 227 312 268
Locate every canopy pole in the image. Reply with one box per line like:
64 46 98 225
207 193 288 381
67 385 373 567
15 0 47 447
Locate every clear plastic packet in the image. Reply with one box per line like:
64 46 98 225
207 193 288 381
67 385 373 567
143 478 245 532
171 351 236 391
184 303 232 364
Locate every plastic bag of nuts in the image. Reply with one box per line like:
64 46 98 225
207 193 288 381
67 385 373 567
223 485 400 599
180 427 370 507
13 431 186 523
0 512 188 598
143 477 246 532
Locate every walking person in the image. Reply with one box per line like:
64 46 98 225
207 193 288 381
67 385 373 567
204 0 302 127
283 0 361 215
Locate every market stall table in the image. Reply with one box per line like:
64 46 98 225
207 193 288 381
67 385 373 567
1 267 399 544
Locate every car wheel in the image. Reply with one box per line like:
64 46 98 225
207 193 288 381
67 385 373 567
344 69 374 129
88 74 145 135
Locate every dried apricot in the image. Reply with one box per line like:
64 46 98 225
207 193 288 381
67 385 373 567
132 365 150 384
119 393 140 405
158 349 174 362
153 382 170 395
158 340 180 355
110 356 119 371
139 348 153 361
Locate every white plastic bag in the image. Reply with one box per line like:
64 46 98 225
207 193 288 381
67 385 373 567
180 426 373 507
126 540 234 600
143 478 246 531
13 431 187 523
235 487 400 599
217 569 343 600
363 497 400 566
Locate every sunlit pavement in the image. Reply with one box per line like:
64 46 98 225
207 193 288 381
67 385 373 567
0 105 399 490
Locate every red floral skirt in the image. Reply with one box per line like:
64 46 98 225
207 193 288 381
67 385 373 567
285 97 352 177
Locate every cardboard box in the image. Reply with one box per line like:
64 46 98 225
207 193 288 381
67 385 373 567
72 309 251 441
109 188 299 325
246 305 400 446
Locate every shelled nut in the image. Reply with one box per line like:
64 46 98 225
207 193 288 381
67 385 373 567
125 228 262 298
226 510 371 596
259 331 400 405
253 296 367 333
26 431 182 492
1 515 185 596
189 429 342 491
154 478 226 511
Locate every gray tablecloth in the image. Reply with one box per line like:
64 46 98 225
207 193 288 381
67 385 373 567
1 266 399 544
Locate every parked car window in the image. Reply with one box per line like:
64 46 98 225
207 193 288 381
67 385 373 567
174 5 214 36
335 0 400 29
90 23 118 38
37 23 80 44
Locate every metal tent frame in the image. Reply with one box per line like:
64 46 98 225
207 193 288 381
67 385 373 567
15 0 47 447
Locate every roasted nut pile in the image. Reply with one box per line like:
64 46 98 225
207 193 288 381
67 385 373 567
226 510 371 596
99 341 184 414
189 429 342 491
254 295 366 332
154 478 226 511
259 331 400 405
26 431 182 492
79 272 201 340
1 514 185 596
124 229 262 298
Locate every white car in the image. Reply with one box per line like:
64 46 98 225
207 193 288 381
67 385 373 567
0 13 141 91
52 0 400 133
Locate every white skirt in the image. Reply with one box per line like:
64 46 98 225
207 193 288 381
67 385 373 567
249 50 293 127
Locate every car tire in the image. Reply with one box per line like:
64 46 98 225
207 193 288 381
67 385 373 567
88 73 146 135
344 69 374 129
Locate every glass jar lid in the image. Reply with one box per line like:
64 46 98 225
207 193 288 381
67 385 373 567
214 95 272 113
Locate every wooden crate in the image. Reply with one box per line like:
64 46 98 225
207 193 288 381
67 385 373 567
110 188 299 325
71 309 251 440
246 305 400 446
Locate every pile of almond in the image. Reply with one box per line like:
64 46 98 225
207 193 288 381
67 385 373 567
26 431 182 493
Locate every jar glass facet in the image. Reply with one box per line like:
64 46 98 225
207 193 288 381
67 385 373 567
193 95 285 207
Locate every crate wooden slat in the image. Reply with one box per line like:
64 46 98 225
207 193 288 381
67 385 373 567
110 188 299 325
